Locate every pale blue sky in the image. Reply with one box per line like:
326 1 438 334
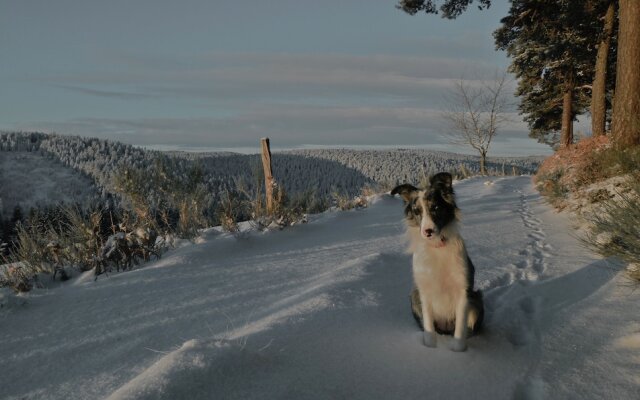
0 0 563 155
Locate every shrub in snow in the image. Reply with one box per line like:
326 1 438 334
111 160 211 239
582 183 640 282
535 137 640 282
332 191 356 211
535 169 569 208
217 190 241 234
0 262 33 293
95 224 162 277
331 183 387 211
535 136 640 206
8 222 55 287
0 204 170 290
235 176 310 232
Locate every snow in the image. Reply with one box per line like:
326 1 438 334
0 151 97 218
0 288 27 312
1 177 638 400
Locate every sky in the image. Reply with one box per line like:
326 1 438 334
0 0 576 156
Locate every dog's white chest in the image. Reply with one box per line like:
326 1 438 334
413 246 468 319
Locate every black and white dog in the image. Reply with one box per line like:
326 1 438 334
392 172 483 352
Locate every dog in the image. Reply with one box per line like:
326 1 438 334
391 172 483 352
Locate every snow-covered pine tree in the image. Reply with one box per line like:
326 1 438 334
494 0 600 149
397 0 491 18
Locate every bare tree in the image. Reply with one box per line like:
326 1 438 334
441 72 511 175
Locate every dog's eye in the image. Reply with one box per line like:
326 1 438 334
432 205 439 211
412 206 421 213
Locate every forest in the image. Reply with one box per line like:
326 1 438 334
0 131 540 226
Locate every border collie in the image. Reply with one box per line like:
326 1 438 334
391 172 483 352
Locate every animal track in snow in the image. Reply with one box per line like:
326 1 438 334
483 191 552 291
513 190 552 281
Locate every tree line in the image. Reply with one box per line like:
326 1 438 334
398 0 640 149
1 132 540 220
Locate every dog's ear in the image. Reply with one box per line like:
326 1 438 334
391 184 419 203
430 172 455 205
430 172 453 190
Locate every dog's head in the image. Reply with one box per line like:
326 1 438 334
391 172 458 241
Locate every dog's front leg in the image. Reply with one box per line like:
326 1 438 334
450 295 468 352
419 292 437 348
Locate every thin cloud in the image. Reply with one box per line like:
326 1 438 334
38 52 503 106
20 105 534 150
53 84 159 100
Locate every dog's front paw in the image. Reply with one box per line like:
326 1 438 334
423 331 437 348
449 337 467 352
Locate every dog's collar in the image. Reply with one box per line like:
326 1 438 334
434 236 447 248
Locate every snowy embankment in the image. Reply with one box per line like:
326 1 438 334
1 177 638 400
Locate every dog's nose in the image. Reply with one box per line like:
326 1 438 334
424 228 434 237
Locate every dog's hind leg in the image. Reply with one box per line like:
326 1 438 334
450 295 469 352
467 289 484 335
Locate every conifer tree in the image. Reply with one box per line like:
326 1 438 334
494 0 599 148
399 0 624 148
397 0 491 18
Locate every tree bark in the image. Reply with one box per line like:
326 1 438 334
479 151 487 175
591 1 615 137
611 0 640 147
561 75 574 148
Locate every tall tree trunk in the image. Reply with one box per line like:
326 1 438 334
591 1 615 137
611 0 640 147
561 75 574 148
479 150 487 175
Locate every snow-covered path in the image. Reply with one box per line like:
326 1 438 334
1 177 638 400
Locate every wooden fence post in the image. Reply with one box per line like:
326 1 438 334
260 138 275 214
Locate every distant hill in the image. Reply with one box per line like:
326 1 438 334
0 151 99 219
0 132 542 219
284 148 543 186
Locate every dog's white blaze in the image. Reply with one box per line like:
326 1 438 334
417 196 437 239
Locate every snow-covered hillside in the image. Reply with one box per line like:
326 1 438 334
0 133 542 218
0 151 98 218
1 177 638 400
285 148 544 184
